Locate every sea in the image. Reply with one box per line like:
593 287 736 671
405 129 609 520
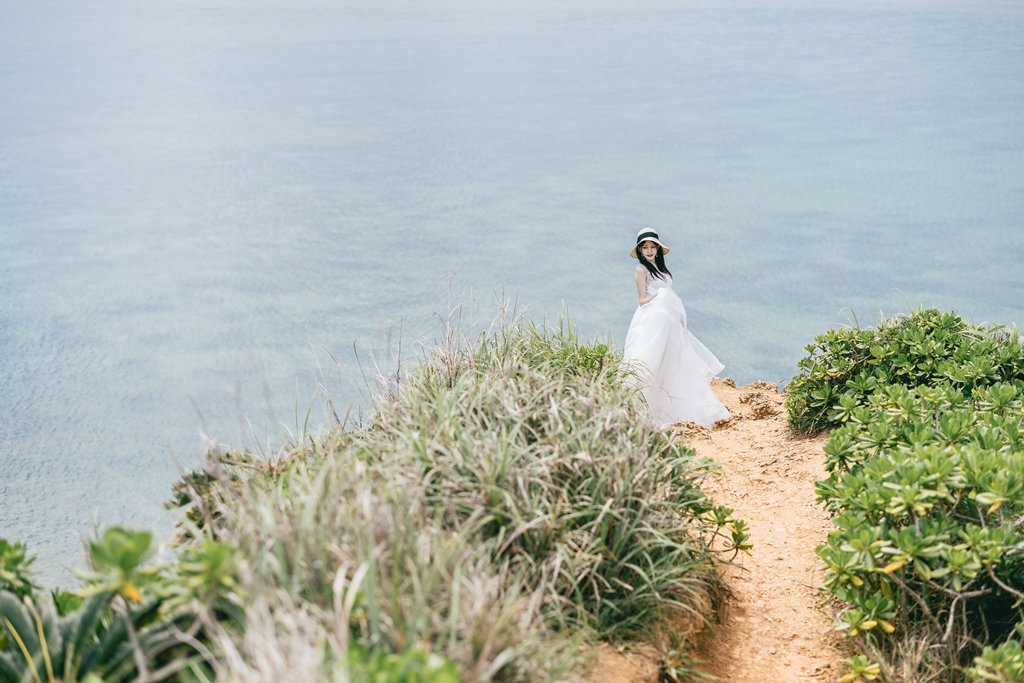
2 0 1022 585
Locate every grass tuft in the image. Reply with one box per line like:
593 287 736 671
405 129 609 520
170 314 740 680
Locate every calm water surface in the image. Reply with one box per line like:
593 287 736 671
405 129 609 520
2 0 1023 584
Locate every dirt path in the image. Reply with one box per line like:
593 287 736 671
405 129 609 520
584 380 843 682
693 379 841 681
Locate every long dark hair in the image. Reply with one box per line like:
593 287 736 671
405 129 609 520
637 243 672 280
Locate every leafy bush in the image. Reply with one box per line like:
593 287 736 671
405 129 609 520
968 635 1024 682
348 644 461 683
0 528 201 683
0 540 36 599
788 309 1024 681
786 308 1024 434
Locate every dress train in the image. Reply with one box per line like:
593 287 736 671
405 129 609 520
623 276 730 429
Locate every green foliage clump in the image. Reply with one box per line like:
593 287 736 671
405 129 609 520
347 644 461 683
967 630 1024 682
788 309 1024 681
0 540 37 599
0 527 203 683
786 308 1024 434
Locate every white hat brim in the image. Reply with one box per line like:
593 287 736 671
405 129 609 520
629 237 670 258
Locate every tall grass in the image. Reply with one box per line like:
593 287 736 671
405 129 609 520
169 313 743 681
203 448 576 682
378 320 732 638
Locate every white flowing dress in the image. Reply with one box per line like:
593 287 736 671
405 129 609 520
623 273 730 429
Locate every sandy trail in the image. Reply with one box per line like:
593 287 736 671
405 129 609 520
584 380 844 682
693 379 841 682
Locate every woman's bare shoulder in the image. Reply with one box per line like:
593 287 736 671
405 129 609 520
634 263 648 275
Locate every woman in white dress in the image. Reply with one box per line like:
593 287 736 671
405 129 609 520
623 228 730 429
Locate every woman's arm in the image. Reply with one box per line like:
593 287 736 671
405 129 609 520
634 265 655 305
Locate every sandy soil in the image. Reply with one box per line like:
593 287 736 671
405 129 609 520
585 379 844 682
695 379 842 682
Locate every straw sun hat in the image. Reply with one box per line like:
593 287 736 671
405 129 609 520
629 228 671 258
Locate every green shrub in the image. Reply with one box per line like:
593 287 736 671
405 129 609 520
348 644 462 683
0 528 204 683
786 308 1024 434
0 539 37 599
789 309 1024 681
968 636 1024 682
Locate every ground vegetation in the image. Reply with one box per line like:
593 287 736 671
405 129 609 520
787 308 1024 682
1 316 745 682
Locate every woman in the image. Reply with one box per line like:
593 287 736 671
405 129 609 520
623 228 730 429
